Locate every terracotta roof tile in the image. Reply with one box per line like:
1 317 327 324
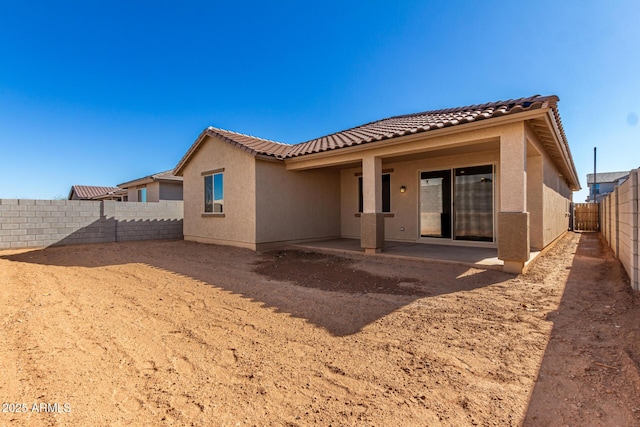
285 95 555 158
70 185 121 200
206 127 292 157
175 95 577 187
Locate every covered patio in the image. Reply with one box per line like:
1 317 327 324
292 238 542 271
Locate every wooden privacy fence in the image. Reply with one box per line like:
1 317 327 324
573 203 600 231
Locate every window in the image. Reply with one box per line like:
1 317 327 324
204 172 224 213
358 174 391 213
137 188 147 203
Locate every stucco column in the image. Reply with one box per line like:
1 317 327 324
360 155 384 254
498 123 530 273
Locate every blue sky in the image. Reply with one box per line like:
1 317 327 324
1 1 638 203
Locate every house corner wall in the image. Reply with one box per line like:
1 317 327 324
181 135 257 248
147 182 160 202
255 160 341 247
527 154 544 250
159 182 184 201
127 188 138 202
541 157 572 247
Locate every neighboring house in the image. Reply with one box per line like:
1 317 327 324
118 170 183 203
174 95 581 274
585 171 630 203
91 188 128 201
68 185 124 201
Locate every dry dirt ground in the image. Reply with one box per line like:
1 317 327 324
0 232 639 426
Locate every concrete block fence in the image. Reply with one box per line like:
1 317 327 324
0 199 183 250
600 168 639 291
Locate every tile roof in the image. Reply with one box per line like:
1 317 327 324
70 185 121 200
205 127 292 157
587 171 630 184
150 170 183 182
182 95 559 163
175 95 578 189
174 127 292 175
285 95 558 158
118 169 183 188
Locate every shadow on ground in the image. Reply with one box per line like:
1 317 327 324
523 232 640 426
1 240 513 336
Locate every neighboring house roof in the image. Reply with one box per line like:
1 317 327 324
118 170 183 189
68 185 121 200
174 94 579 189
90 188 128 200
586 171 630 185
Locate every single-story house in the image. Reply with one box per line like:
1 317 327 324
174 95 580 273
585 171 630 203
68 185 125 201
118 170 183 202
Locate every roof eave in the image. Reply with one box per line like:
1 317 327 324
174 128 210 176
174 128 283 176
117 177 154 188
543 109 581 191
154 177 183 184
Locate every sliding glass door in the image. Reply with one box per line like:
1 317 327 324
419 165 494 242
419 170 451 238
453 165 494 242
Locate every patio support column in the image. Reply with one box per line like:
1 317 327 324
498 123 530 273
361 155 384 254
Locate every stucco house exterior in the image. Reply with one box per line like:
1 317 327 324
174 95 580 273
118 170 183 203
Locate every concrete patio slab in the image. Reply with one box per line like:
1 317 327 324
292 238 541 272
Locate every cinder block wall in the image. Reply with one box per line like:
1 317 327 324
112 200 183 241
600 169 639 291
0 199 183 250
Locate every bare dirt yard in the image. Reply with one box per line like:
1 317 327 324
1 232 639 426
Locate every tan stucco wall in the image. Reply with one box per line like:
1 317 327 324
340 168 361 239
542 156 572 247
340 150 500 242
524 124 572 250
126 182 160 202
182 135 257 248
499 122 528 213
127 188 138 202
146 182 160 202
159 182 183 201
527 155 544 250
255 160 340 247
